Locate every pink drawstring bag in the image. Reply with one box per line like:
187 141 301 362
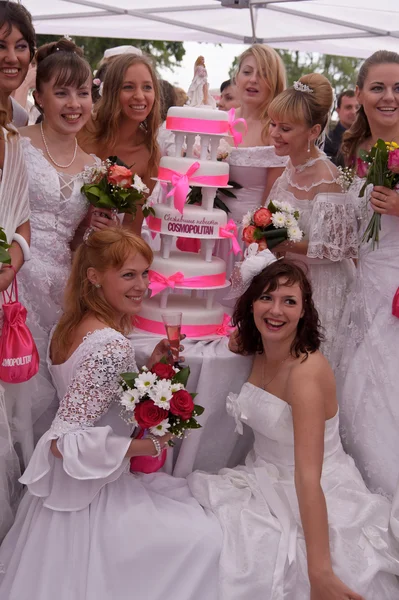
130 429 167 474
393 287 399 319
0 271 39 383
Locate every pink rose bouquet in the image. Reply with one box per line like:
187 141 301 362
242 201 303 250
359 140 399 249
81 156 154 219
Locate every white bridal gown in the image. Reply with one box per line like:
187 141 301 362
188 383 399 600
0 328 221 600
335 178 399 499
269 154 357 363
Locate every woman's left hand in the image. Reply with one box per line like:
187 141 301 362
89 207 120 231
370 186 399 216
0 266 15 293
147 335 186 369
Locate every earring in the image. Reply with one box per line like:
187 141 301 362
95 283 101 289
307 139 311 153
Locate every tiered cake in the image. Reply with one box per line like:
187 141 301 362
136 106 238 338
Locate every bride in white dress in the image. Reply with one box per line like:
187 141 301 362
335 51 399 499
266 74 357 363
0 228 221 600
214 44 287 279
188 249 399 600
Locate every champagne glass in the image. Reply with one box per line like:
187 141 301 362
161 312 182 366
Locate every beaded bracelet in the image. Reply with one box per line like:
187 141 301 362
147 434 162 458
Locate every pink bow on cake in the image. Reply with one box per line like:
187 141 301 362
219 220 242 255
166 161 201 213
227 108 247 147
215 314 235 336
149 270 184 296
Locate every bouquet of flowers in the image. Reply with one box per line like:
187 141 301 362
0 227 11 265
242 200 303 251
358 139 399 249
119 360 204 473
81 156 154 219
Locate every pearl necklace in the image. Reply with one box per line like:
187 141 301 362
40 121 78 169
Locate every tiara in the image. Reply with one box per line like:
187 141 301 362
293 81 313 94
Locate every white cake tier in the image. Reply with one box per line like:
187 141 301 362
146 204 228 239
165 106 229 135
150 251 226 290
158 156 229 188
136 294 225 338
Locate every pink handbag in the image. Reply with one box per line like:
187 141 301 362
130 429 167 474
0 271 39 383
393 287 399 319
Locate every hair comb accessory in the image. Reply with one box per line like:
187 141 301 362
225 243 278 300
293 81 313 94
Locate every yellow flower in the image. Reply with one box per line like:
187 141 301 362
385 141 399 150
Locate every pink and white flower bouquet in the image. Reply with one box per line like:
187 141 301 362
242 200 303 251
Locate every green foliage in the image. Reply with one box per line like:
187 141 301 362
36 35 185 71
229 50 361 93
0 226 11 265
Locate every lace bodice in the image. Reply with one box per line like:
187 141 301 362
48 329 136 436
227 383 341 469
20 136 94 263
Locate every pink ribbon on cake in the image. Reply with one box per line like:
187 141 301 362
134 314 234 337
227 108 247 147
215 314 235 336
166 115 229 135
219 220 242 255
149 269 226 296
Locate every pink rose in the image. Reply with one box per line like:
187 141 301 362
356 158 369 179
253 207 272 228
242 225 257 244
108 165 133 188
388 149 399 174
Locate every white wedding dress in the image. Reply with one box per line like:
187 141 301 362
188 383 399 600
334 178 399 498
268 154 357 362
0 328 221 600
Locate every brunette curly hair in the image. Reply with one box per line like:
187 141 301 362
232 259 323 358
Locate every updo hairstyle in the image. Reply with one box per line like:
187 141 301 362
35 37 91 96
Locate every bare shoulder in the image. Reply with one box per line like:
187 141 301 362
290 350 334 384
18 124 39 140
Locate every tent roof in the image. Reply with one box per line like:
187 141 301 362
24 0 399 59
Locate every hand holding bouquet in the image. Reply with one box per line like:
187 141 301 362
358 139 399 249
242 200 303 251
0 227 11 265
81 156 154 220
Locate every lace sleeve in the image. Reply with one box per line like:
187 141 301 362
307 192 358 261
51 336 135 435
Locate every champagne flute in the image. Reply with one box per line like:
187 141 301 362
161 312 182 366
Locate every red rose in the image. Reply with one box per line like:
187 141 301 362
108 165 132 188
170 390 195 421
253 207 272 228
242 225 257 244
151 362 176 380
134 400 168 429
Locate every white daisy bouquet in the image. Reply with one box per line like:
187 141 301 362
242 200 303 251
119 360 204 441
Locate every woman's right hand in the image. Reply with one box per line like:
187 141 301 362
310 571 364 600
90 207 120 231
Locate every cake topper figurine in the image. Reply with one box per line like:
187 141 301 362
187 56 216 108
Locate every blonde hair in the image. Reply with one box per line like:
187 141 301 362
268 73 333 140
174 86 188 106
52 228 153 362
342 50 399 165
83 54 161 177
235 44 286 141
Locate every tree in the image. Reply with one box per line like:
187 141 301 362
35 35 185 71
229 50 362 93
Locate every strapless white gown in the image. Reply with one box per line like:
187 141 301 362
188 383 399 599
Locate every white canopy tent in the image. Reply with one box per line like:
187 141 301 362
23 0 399 59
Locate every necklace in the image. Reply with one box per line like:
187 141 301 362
40 121 78 169
261 355 290 390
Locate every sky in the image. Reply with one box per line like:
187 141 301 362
157 41 249 94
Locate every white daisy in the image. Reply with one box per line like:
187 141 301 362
171 383 184 393
288 226 303 242
149 419 171 436
141 365 148 372
285 215 298 228
148 379 173 409
271 212 287 228
242 210 253 228
120 389 141 411
133 174 149 194
135 371 158 394
280 202 295 214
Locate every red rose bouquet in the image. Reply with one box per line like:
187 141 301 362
81 156 154 219
119 361 204 473
242 201 303 250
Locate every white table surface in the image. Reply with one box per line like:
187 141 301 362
129 332 254 477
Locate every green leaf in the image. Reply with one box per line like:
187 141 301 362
0 246 11 264
193 404 204 416
214 195 231 214
172 365 190 386
120 372 139 386
267 200 278 214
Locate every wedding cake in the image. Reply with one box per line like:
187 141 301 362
136 106 239 337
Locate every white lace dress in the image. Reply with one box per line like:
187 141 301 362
0 328 222 600
334 178 399 498
269 155 357 362
188 383 399 600
215 146 288 290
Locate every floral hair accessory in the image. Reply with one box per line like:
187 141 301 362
226 243 278 300
293 81 313 94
